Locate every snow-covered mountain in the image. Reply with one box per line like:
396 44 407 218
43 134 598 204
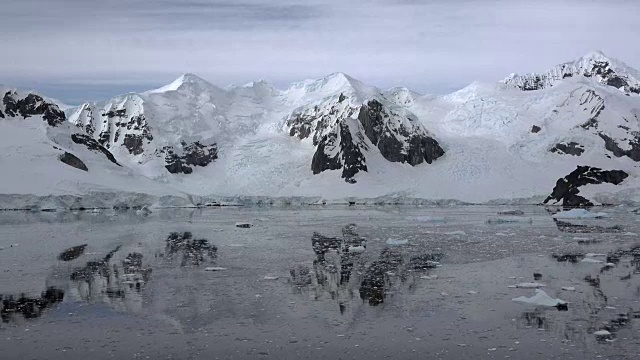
3 51 640 208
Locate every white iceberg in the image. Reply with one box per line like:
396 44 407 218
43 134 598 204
347 245 366 253
581 258 603 264
509 282 546 289
512 289 567 307
552 209 608 219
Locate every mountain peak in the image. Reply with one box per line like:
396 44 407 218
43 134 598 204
148 73 222 94
503 52 640 94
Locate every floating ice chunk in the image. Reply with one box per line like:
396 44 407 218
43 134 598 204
263 275 279 280
235 222 252 228
347 245 366 253
585 253 606 257
444 230 466 236
512 289 567 307
552 209 608 219
204 267 227 271
561 286 576 291
510 282 546 289
581 258 603 264
386 238 408 245
594 330 611 336
468 290 478 294
440 292 449 296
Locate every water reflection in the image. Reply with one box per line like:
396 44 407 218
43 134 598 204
292 224 444 311
162 231 218 267
1 287 64 323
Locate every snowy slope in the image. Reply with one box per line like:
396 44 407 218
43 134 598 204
3 51 640 206
0 88 190 209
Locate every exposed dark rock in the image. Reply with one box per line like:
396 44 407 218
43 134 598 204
289 98 442 182
1 287 64 323
599 132 640 161
164 232 217 267
311 123 367 183
543 166 628 207
338 93 347 103
161 141 218 174
358 99 444 165
0 109 4 118
235 222 252 228
123 134 145 155
531 125 541 133
550 142 585 156
59 152 88 171
71 134 121 166
2 91 65 126
58 244 88 261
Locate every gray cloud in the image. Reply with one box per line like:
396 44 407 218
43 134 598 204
1 0 639 103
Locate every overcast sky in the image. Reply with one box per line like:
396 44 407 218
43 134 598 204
1 0 639 104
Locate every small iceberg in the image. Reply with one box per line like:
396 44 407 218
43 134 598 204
512 289 567 307
508 282 546 289
581 257 603 264
347 245 366 253
552 209 608 219
386 238 408 245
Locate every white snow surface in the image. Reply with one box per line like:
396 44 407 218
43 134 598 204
4 52 640 207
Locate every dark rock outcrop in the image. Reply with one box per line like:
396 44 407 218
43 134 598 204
599 133 640 161
2 91 65 126
311 122 367 183
531 125 541 133
543 166 628 207
59 152 88 171
288 97 443 183
550 142 585 156
357 99 444 165
71 134 121 166
161 141 218 174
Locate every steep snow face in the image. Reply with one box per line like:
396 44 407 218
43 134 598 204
503 51 640 94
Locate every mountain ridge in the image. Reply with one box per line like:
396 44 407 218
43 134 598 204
3 51 640 207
